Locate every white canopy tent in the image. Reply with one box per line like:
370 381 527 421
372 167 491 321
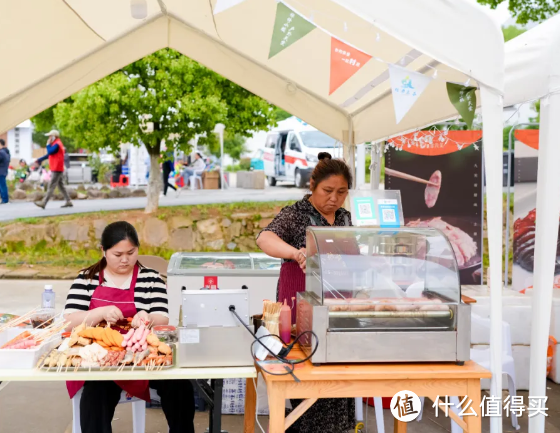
505 15 560 432
0 0 504 425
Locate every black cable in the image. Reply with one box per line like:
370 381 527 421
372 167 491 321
229 305 320 377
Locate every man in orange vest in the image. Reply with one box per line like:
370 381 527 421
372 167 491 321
34 130 73 209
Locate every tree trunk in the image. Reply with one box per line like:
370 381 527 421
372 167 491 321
145 151 162 214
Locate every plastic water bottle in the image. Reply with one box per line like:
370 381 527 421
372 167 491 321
42 285 55 309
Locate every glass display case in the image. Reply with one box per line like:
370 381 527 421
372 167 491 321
297 227 470 364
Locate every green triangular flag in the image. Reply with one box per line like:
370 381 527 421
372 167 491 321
446 82 477 129
269 3 316 59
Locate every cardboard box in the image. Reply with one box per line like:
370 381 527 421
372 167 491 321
203 171 219 189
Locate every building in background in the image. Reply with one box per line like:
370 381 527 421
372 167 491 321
5 120 34 164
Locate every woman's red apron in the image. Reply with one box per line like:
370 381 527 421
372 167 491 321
66 265 150 401
277 214 349 323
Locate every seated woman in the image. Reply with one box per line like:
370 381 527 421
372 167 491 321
181 152 206 187
63 221 195 433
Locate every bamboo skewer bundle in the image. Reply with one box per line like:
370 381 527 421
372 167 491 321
263 300 282 336
0 307 41 332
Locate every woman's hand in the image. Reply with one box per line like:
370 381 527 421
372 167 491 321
100 306 124 324
292 247 307 272
131 310 150 328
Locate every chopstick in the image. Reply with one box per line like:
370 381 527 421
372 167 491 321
385 168 439 187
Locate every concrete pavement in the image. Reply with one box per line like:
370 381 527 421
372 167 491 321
0 186 304 222
2 280 560 432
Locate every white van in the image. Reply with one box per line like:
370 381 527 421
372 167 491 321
262 122 338 187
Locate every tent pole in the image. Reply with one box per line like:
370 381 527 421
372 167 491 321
528 94 560 433
480 84 504 433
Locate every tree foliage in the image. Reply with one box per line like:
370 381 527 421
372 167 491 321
502 25 527 42
31 105 78 152
38 48 279 211
478 0 559 24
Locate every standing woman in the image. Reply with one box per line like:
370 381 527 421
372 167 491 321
257 152 355 433
64 221 194 433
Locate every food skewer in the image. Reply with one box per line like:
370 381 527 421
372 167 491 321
0 307 41 332
385 168 439 186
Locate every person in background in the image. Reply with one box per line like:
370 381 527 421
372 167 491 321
181 152 205 188
0 139 10 204
17 159 31 183
162 151 177 196
257 152 355 433
64 221 195 433
34 130 73 209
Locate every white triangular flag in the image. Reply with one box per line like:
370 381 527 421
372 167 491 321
213 0 247 15
388 64 433 124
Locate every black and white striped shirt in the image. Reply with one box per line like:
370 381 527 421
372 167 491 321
63 267 169 317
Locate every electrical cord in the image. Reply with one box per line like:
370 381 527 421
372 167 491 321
252 378 266 433
229 305 319 377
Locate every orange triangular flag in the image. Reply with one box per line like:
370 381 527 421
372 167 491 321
329 37 371 95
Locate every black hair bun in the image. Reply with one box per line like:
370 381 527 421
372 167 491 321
318 152 332 161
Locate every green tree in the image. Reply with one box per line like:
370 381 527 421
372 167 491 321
502 25 527 42
478 0 558 24
46 48 278 212
274 109 292 122
204 131 248 161
31 105 79 153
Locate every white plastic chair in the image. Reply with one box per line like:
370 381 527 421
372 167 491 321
188 170 204 190
355 397 385 433
417 314 520 432
72 388 146 433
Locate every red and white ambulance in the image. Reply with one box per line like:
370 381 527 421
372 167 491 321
262 119 339 187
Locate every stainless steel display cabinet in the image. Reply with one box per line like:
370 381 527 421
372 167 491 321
296 227 471 364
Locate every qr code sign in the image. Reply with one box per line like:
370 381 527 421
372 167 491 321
382 208 396 223
358 203 373 218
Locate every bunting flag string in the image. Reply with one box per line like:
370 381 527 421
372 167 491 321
388 65 433 124
269 2 316 58
446 83 478 129
329 37 371 94
212 0 474 128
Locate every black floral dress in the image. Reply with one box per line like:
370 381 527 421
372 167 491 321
260 195 355 433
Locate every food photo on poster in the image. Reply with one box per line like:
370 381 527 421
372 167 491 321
512 129 560 292
385 131 484 284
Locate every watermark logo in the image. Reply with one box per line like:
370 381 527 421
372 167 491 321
391 390 421 422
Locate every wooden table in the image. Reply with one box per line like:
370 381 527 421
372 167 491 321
244 346 491 433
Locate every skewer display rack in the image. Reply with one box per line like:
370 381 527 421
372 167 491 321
296 227 471 365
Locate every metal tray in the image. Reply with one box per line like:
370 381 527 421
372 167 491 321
37 348 176 372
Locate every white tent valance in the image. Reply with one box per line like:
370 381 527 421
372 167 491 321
0 0 503 145
505 15 560 433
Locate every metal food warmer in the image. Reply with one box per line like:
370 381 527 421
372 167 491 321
296 227 470 364
167 252 280 326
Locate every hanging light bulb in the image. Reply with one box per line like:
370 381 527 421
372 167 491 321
432 69 438 79
376 32 381 42
343 22 348 32
131 0 147 19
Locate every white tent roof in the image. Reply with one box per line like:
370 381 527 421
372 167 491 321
504 14 560 107
0 0 504 145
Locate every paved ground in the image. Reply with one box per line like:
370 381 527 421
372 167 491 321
0 186 304 222
2 280 560 432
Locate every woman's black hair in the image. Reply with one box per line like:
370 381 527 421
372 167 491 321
196 152 203 159
310 152 353 191
82 221 141 280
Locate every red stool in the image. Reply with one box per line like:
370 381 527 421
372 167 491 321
110 175 129 188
